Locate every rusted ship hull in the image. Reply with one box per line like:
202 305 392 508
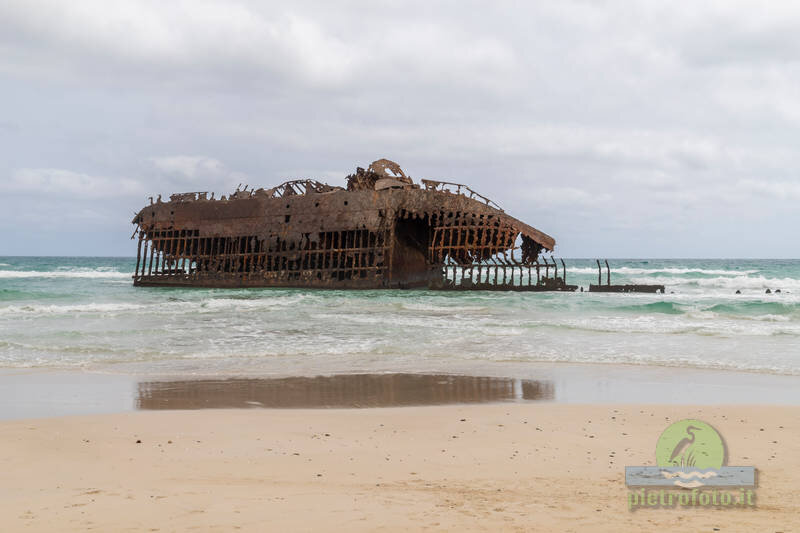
131 160 572 291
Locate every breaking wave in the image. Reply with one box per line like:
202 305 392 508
0 302 147 316
568 267 759 276
614 301 685 315
629 275 800 292
0 269 131 279
706 301 800 316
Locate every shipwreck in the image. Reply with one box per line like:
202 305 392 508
131 159 575 291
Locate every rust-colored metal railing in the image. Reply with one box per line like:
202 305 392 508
134 228 390 286
420 179 504 212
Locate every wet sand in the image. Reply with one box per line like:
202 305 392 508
1 404 798 532
5 364 800 419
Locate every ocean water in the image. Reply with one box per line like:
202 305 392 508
1 257 799 377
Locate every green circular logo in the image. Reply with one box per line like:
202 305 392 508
655 419 725 469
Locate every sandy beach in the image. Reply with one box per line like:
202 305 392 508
2 403 798 532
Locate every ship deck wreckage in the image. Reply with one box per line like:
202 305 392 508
131 159 657 292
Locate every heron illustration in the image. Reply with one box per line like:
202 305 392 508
668 425 702 466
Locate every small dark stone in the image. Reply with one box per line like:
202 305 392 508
766 288 772 294
776 289 781 293
136 439 142 444
735 290 741 294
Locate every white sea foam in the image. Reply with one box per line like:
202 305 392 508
567 267 759 276
0 302 146 315
747 314 791 322
538 314 800 336
630 275 800 292
0 295 314 318
398 302 491 314
0 270 131 279
199 295 309 311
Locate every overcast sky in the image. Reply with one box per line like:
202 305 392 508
1 1 798 257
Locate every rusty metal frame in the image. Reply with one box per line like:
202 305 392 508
420 179 504 212
131 160 567 291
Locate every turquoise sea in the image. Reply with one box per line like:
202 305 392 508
1 257 799 376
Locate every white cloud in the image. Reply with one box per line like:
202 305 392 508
149 155 225 179
3 168 144 198
0 0 516 89
147 155 248 193
736 179 800 201
1 155 248 203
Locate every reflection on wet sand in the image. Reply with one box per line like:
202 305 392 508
136 374 554 410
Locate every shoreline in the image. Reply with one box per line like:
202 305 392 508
4 361 800 420
1 403 797 531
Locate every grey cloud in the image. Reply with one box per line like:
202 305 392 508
0 0 517 91
147 155 247 192
3 168 145 198
0 121 20 133
0 0 798 257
